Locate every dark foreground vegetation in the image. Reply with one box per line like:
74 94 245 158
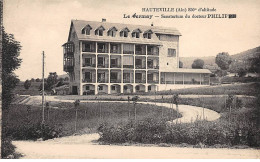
2 102 177 141
98 95 260 148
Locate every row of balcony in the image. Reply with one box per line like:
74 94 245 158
82 56 159 70
82 78 160 84
82 63 159 69
82 42 159 56
82 71 159 84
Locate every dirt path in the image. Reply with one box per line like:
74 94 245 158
13 133 259 159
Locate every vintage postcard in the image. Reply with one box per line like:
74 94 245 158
1 0 260 159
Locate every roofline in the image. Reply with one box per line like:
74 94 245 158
78 38 162 45
71 19 181 36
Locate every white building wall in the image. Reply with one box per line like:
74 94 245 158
159 35 179 72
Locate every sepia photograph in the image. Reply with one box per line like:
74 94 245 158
1 0 260 159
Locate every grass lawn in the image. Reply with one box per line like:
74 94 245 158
13 82 42 96
148 82 260 96
2 102 177 140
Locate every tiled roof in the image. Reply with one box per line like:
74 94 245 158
70 20 181 45
162 68 212 74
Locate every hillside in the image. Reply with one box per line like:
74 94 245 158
180 46 260 72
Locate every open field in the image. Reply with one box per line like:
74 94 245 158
150 82 260 96
13 82 42 96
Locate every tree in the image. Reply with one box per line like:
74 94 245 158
64 77 69 81
46 72 58 90
35 78 41 82
24 80 31 90
215 52 232 70
179 61 183 68
237 68 247 77
192 59 204 69
2 28 22 109
248 54 260 74
30 78 35 82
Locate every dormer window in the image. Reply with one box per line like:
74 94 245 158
120 27 130 37
95 26 105 36
107 27 118 37
132 29 142 38
143 29 153 39
81 25 92 35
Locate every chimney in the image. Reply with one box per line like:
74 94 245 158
102 18 106 22
151 23 154 26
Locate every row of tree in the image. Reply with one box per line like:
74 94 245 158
24 72 67 90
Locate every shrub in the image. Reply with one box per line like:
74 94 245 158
1 137 21 159
98 118 260 147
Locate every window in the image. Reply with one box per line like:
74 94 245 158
148 86 151 91
148 74 153 80
110 72 118 80
95 26 105 36
81 29 85 34
135 73 142 80
123 73 130 81
135 59 142 66
82 25 92 35
143 30 152 39
82 42 95 52
111 58 117 66
124 85 127 90
86 86 90 90
123 44 134 54
136 85 140 91
111 86 116 91
132 32 140 38
85 58 92 66
85 72 91 80
168 48 176 57
120 31 128 37
98 86 103 91
120 28 129 37
86 28 91 35
107 27 117 37
97 43 106 53
98 57 104 66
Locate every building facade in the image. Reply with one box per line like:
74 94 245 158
63 19 211 95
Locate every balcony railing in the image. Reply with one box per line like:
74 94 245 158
82 48 95 53
82 79 95 83
135 65 146 69
147 50 159 56
147 80 159 84
110 79 121 83
97 78 109 83
148 65 159 69
83 63 96 67
97 64 109 68
123 78 134 83
135 79 146 83
123 65 134 69
97 49 108 53
110 49 120 54
135 50 146 55
123 50 134 54
110 64 121 68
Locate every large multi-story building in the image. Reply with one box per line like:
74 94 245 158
63 19 211 95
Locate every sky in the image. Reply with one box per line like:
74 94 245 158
4 0 260 81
